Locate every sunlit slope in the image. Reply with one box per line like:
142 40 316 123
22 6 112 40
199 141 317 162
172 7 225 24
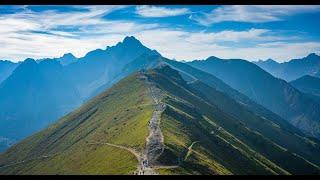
145 66 320 175
0 73 154 175
1 65 319 175
164 59 320 168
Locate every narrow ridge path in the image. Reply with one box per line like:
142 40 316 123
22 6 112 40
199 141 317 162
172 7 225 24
90 73 167 175
136 73 166 175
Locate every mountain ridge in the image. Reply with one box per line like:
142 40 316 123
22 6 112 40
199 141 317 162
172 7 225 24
1 34 320 169
255 53 320 81
0 36 161 152
1 65 320 175
290 75 320 104
0 60 19 84
188 56 320 139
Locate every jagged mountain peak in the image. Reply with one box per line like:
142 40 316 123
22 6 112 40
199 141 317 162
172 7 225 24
15 58 38 72
23 58 36 64
123 36 140 44
113 36 143 48
305 53 320 59
265 58 278 63
61 53 76 59
0 60 14 64
206 56 222 61
291 74 320 83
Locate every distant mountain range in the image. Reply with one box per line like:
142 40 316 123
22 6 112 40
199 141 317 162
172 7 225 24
0 36 159 150
1 65 319 175
291 75 320 104
38 53 78 66
0 58 82 144
0 36 320 174
255 53 320 81
0 60 19 84
188 57 320 139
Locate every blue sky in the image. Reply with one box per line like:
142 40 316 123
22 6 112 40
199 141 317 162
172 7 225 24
0 5 320 62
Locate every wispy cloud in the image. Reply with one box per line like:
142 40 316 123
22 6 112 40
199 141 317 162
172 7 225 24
134 28 319 62
4 5 128 30
190 5 320 26
0 5 159 61
136 5 190 18
184 28 296 43
0 5 318 63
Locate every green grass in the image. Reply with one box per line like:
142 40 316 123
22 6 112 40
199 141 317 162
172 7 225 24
1 65 320 175
0 73 153 175
146 66 320 175
15 144 138 175
157 109 231 175
189 81 320 166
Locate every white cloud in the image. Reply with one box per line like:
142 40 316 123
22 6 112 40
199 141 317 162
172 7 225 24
184 28 290 43
191 5 320 26
136 5 190 18
5 5 128 29
227 42 320 62
0 5 159 61
0 5 318 63
133 28 317 62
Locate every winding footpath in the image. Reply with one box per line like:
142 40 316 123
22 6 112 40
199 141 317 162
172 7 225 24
89 142 141 160
1 73 168 174
184 141 199 161
94 74 167 175
0 74 191 175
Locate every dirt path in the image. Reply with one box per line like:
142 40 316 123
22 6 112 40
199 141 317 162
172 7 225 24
134 73 167 175
145 85 165 164
152 165 179 170
92 74 167 175
88 142 152 175
89 142 141 161
184 141 199 161
89 74 168 175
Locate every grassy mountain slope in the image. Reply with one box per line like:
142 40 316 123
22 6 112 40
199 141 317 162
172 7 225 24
0 37 159 152
0 73 153 175
104 55 305 141
188 57 320 139
1 65 319 175
164 59 304 136
93 55 320 167
146 66 320 175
